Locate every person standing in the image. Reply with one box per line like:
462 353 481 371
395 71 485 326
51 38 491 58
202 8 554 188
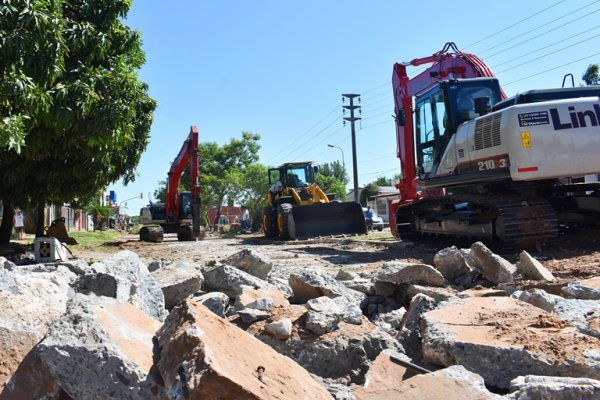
13 208 25 240
241 206 251 232
365 206 374 231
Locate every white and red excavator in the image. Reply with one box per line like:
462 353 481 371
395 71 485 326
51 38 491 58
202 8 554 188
139 126 205 242
388 42 600 250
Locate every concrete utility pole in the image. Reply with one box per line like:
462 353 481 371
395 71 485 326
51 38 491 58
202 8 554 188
342 94 361 202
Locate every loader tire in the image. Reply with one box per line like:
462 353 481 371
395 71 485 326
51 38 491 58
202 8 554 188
277 203 293 240
262 207 278 237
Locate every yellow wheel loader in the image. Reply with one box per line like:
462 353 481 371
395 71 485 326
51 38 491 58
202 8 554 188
262 162 366 239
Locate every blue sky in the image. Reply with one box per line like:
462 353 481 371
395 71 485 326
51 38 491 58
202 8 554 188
112 0 600 215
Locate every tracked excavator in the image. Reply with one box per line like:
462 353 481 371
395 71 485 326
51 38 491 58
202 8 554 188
389 42 600 250
262 161 366 239
139 126 205 242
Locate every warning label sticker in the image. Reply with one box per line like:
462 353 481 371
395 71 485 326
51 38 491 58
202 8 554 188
518 111 550 127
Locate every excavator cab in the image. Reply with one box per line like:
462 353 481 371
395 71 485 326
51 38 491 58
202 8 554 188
414 78 502 179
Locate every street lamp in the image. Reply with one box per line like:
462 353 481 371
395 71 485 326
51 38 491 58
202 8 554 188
327 144 345 170
117 193 143 231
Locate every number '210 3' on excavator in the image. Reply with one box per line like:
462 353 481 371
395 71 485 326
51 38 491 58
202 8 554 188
389 42 600 250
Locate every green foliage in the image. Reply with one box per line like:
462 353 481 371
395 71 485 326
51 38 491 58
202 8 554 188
154 132 262 224
86 201 112 230
0 0 156 243
315 160 348 201
318 161 348 185
359 182 379 206
69 229 122 248
198 132 261 221
374 176 393 186
583 64 600 86
315 174 347 201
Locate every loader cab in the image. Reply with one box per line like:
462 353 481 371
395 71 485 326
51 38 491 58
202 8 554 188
415 78 502 178
270 162 316 188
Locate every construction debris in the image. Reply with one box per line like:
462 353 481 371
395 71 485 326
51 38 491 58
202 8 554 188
2 240 600 399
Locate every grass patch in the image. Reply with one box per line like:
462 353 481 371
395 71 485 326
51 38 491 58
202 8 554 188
69 230 124 249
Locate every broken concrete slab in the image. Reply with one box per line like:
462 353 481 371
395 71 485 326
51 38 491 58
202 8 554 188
156 300 333 399
289 271 366 305
356 361 499 400
506 375 600 400
238 308 271 324
376 261 445 287
553 298 600 338
512 288 559 312
458 287 508 298
75 250 167 321
190 291 230 317
562 277 600 300
36 294 164 399
469 241 516 284
405 284 457 303
203 264 273 299
234 285 290 312
0 268 70 398
151 260 203 309
421 296 600 389
304 296 363 335
353 350 417 399
433 246 473 281
397 293 437 362
222 248 274 280
516 251 556 281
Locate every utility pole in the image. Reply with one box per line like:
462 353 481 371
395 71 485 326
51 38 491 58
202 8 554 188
342 93 361 202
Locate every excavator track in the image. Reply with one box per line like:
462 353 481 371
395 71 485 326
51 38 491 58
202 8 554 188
397 195 558 252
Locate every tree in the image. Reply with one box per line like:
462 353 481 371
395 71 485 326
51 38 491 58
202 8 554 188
583 64 600 86
200 132 260 228
318 161 348 185
315 160 348 201
360 182 379 206
237 163 269 230
154 132 262 229
375 176 393 186
0 1 156 243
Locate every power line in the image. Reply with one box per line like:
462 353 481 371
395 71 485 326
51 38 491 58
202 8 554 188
484 6 600 60
464 0 568 50
503 51 600 86
479 1 600 57
270 106 342 165
495 33 600 75
490 24 600 69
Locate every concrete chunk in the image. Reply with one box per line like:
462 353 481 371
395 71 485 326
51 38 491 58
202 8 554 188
469 242 516 284
516 251 556 281
156 300 332 399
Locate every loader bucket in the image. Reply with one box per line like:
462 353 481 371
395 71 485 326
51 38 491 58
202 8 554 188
288 201 367 239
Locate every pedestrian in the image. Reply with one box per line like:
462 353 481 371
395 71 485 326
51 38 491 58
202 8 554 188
13 208 25 240
241 206 251 232
365 206 374 231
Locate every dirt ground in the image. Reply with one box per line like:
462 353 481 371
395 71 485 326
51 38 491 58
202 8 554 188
69 226 600 282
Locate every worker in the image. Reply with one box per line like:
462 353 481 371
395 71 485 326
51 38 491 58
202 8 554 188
269 181 283 206
13 208 25 240
365 206 374 231
241 206 251 232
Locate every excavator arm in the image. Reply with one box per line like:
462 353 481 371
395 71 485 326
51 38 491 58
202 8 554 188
165 125 201 238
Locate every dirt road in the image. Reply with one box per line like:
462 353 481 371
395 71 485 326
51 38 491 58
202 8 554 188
71 228 600 281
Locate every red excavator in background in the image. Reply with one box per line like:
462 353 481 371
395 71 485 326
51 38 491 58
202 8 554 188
389 42 600 250
139 125 205 242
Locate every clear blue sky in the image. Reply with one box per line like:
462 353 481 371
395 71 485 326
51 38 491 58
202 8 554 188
112 0 600 215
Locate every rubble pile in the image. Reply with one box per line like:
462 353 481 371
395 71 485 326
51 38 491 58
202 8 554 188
1 241 599 399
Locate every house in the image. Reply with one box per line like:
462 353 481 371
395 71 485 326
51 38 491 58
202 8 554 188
365 186 399 223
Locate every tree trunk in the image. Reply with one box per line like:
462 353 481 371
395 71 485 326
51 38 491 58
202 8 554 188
35 203 45 237
0 206 14 244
